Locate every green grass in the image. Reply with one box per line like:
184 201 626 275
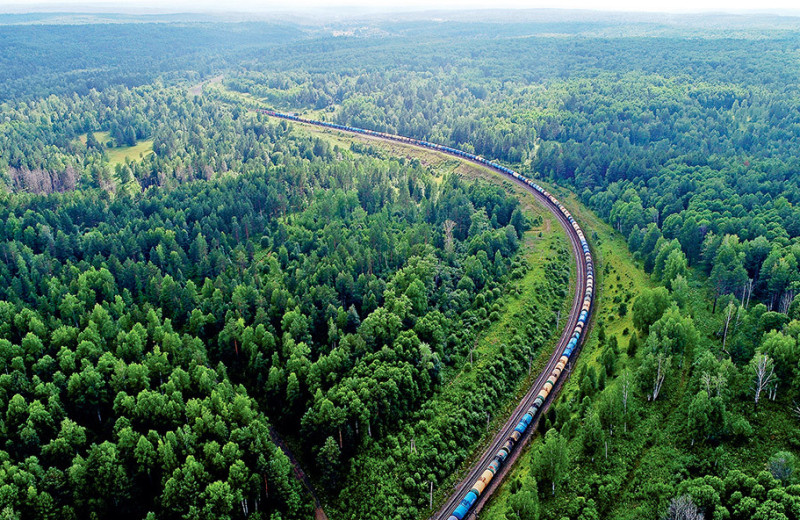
78 131 154 166
105 140 153 166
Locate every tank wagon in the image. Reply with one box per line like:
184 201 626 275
259 110 594 520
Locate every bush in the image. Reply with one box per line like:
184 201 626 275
767 451 797 484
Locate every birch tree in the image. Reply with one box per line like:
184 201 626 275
621 370 631 433
751 354 776 411
638 352 671 401
665 495 704 520
443 219 456 254
721 302 736 355
652 353 670 401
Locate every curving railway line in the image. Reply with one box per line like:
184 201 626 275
433 178 589 520
258 109 594 520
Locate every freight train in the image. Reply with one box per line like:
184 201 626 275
259 109 594 520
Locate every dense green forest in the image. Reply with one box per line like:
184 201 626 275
220 25 800 518
2 9 800 520
0 76 531 518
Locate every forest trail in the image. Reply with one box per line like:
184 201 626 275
188 74 223 96
269 426 329 520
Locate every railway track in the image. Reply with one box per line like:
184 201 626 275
258 109 593 520
431 175 588 520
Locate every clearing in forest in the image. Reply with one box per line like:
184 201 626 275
78 130 154 166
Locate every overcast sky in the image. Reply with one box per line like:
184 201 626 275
3 0 800 14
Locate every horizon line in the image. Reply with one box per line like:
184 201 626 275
2 4 800 16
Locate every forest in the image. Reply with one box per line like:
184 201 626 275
2 9 800 520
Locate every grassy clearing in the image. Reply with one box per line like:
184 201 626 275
78 131 154 166
188 74 223 97
106 140 154 166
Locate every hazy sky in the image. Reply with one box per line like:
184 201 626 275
3 0 800 14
